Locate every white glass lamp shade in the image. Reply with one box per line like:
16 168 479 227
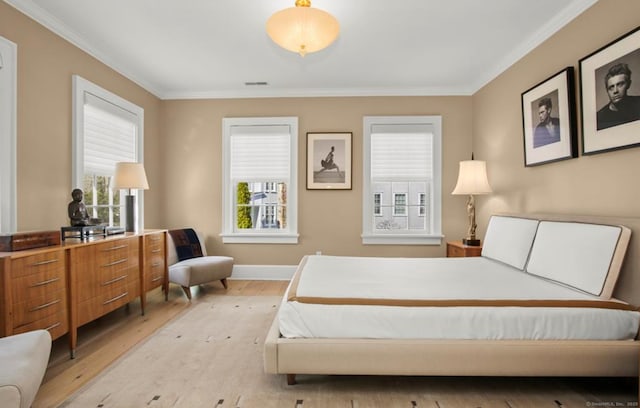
266 0 340 57
112 162 149 190
451 160 492 195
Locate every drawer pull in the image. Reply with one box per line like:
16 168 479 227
152 262 162 267
102 258 128 267
45 322 61 331
29 298 61 312
151 276 162 282
30 259 59 267
102 244 128 252
103 292 128 305
30 277 61 287
151 249 161 253
101 274 128 286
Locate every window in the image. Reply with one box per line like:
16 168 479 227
221 117 298 244
362 116 442 245
393 193 407 216
0 37 17 233
72 76 145 230
373 193 382 216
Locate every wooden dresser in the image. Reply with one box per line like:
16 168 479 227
0 230 167 358
0 247 69 341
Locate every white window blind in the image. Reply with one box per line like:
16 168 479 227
222 117 298 244
72 75 145 230
371 125 433 180
83 93 137 176
363 116 442 245
230 125 290 181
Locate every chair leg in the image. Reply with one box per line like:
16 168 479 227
181 286 192 300
220 278 228 289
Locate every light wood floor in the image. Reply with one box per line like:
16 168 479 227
33 280 289 408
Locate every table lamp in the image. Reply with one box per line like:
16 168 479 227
451 158 492 246
112 162 149 232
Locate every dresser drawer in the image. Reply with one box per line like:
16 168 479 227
77 281 139 326
145 264 164 290
78 265 137 302
144 233 164 253
12 289 67 327
13 306 68 340
10 250 65 279
12 268 66 303
95 241 131 265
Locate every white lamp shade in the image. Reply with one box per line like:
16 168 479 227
266 3 339 56
451 160 492 195
112 162 149 190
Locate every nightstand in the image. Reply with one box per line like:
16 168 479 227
446 240 483 257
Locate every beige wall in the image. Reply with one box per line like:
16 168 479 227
161 97 473 265
473 0 640 234
0 2 163 231
2 0 473 265
7 0 637 267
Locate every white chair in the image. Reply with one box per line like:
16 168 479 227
167 228 234 300
0 329 51 408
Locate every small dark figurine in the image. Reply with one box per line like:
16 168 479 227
68 188 98 226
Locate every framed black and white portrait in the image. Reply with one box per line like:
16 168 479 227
306 132 352 190
521 67 578 166
580 26 640 155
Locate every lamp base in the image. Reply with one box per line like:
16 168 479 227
462 238 481 246
125 195 135 233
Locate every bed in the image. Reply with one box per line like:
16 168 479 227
263 214 640 385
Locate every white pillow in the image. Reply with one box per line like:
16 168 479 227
525 221 623 297
481 216 539 270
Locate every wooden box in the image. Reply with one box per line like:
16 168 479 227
0 230 61 252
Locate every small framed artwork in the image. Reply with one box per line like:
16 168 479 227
580 26 640 155
306 132 352 190
521 67 578 166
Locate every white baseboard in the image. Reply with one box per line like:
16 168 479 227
229 264 296 281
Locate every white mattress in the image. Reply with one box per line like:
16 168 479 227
278 255 640 340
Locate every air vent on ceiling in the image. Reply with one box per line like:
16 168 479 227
244 81 269 86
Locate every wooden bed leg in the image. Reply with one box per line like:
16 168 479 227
286 374 297 385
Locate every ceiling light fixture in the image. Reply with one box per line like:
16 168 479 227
266 0 340 57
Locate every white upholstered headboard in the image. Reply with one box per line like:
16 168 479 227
499 213 639 306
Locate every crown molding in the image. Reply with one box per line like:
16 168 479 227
4 0 163 98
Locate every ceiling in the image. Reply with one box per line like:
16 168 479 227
5 0 597 100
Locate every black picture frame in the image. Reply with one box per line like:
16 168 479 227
579 26 640 155
306 132 352 190
521 67 578 166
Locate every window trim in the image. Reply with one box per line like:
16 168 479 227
221 117 298 244
362 116 443 245
72 75 145 230
0 37 17 233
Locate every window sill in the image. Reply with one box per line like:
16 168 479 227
361 233 443 245
220 233 299 244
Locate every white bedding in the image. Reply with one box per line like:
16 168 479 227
278 255 640 340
